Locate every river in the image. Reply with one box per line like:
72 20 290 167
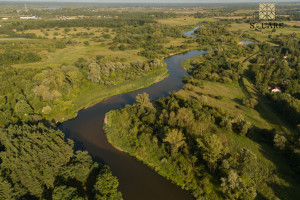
0 38 27 41
59 29 208 200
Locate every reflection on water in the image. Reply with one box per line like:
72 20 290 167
240 40 255 45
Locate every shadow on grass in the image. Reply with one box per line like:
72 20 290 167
233 97 244 106
248 126 300 200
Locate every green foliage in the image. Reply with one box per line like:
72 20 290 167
220 170 256 200
55 40 66 49
163 129 186 154
231 115 252 136
14 100 33 118
242 98 258 108
0 123 122 199
93 167 123 200
135 92 150 106
0 176 13 200
53 186 83 200
0 123 73 198
105 93 262 199
0 51 41 66
197 134 226 172
248 38 300 126
273 133 287 150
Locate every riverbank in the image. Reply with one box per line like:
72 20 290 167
58 49 207 200
52 67 168 123
52 46 202 123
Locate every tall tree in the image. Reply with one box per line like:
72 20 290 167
163 129 186 154
136 92 150 106
197 134 224 171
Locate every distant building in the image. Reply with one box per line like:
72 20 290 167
12 29 17 32
20 16 38 20
268 86 281 92
268 58 276 62
2 17 8 20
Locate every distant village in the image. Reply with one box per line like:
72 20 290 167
1 3 119 22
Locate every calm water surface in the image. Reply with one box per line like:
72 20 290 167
183 25 204 38
59 30 208 200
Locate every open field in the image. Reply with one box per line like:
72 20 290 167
158 17 217 26
12 42 143 69
229 22 300 42
233 9 256 14
20 27 116 39
240 77 294 134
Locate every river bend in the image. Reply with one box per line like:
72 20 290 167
59 28 207 200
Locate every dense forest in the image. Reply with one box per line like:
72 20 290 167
0 123 122 199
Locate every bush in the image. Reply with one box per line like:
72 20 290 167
83 41 90 46
242 98 258 108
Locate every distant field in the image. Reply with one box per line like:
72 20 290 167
234 9 256 14
229 22 300 42
21 27 116 39
11 23 200 69
214 16 245 19
158 17 217 26
12 43 143 69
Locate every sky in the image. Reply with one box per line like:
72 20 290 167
0 0 299 3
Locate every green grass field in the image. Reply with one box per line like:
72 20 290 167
229 22 300 42
158 17 217 26
13 42 143 68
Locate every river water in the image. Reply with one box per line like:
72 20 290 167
59 30 208 200
0 38 27 41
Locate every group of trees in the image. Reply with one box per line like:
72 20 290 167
193 21 240 48
110 23 184 58
0 123 122 200
248 35 300 126
0 50 41 66
0 55 165 124
188 52 243 83
105 93 278 199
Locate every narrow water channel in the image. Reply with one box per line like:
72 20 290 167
59 28 208 200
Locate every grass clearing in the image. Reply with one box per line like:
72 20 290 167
241 77 295 134
176 80 300 200
12 41 144 69
158 17 217 26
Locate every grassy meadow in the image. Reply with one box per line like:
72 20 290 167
177 78 300 199
229 21 300 42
